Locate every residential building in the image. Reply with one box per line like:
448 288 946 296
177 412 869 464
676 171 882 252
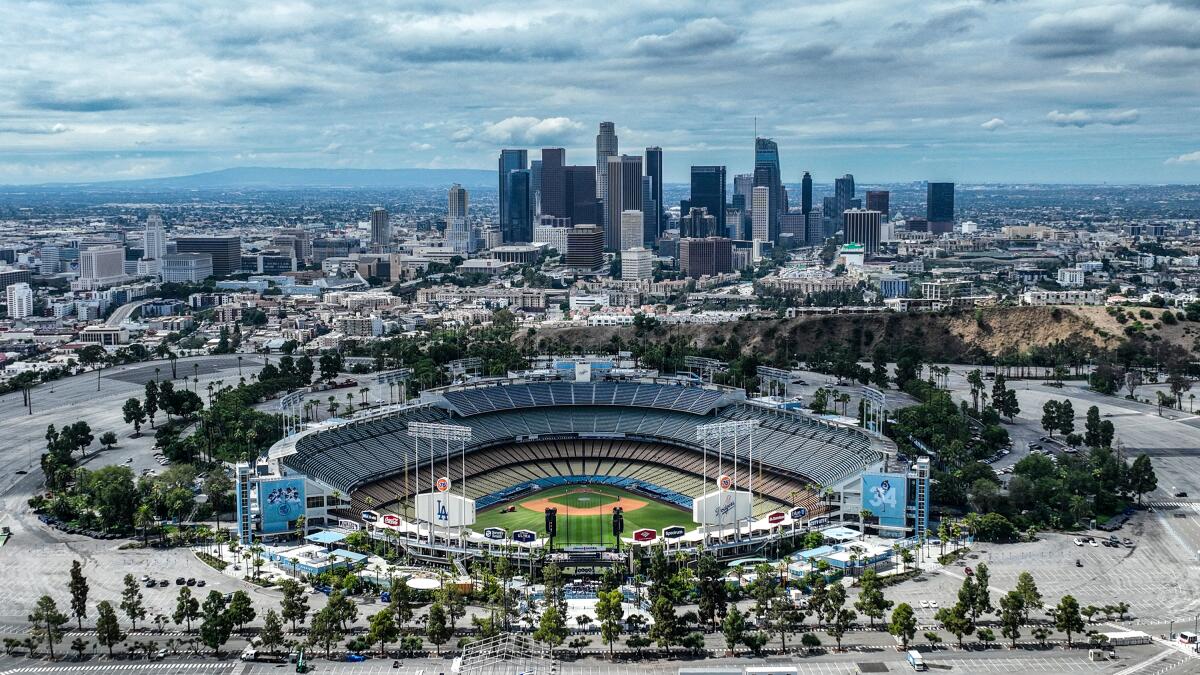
1057 267 1086 287
5 282 33 319
622 247 653 282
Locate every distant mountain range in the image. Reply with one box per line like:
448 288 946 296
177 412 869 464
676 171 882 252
35 167 498 190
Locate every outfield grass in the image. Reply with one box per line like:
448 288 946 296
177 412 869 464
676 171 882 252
471 484 691 546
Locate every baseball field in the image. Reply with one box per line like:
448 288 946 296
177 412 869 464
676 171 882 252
471 484 691 546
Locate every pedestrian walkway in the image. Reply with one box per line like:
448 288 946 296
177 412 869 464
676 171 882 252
0 663 231 675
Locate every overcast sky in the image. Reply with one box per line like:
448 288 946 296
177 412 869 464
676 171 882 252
2 0 1199 184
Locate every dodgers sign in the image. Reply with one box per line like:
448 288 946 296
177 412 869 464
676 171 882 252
415 493 476 527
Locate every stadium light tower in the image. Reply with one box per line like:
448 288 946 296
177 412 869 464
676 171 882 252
695 420 757 544
279 391 306 437
375 368 413 405
407 422 473 554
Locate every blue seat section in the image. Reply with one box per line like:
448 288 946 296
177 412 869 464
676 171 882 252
475 475 693 510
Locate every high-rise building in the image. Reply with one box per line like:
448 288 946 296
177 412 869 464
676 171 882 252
834 174 856 221
530 159 543 216
604 155 642 250
927 182 955 234
540 148 566 219
504 169 533 243
751 186 771 242
80 245 126 281
449 183 469 219
498 149 528 228
370 207 391 250
753 138 785 242
5 282 33 319
176 235 240 277
689 166 727 238
644 147 663 239
566 224 604 269
619 210 644 252
641 176 658 246
143 214 165 261
275 229 313 262
622 247 654 281
805 207 824 246
801 172 813 215
595 122 618 233
866 190 890 219
679 207 718 239
843 209 883 255
679 237 733 279
564 166 599 226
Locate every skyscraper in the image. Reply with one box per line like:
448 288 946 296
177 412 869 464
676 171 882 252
834 174 856 220
370 207 391 250
504 169 533 243
540 148 566 219
620 210 644 252
176 236 241 277
753 138 785 242
679 237 733 279
843 209 883 255
751 186 770 242
644 146 663 239
595 122 618 229
866 190 890 219
927 182 955 234
143 213 165 261
566 224 604 270
564 165 598 226
5 282 33 319
498 149 528 228
679 208 718 239
641 176 657 246
605 155 642 250
449 184 468 219
801 172 813 215
530 160 543 216
622 247 653 282
689 166 727 238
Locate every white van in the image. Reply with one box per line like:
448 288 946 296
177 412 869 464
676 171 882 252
906 649 927 671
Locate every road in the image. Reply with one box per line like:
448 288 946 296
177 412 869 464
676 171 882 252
105 301 148 327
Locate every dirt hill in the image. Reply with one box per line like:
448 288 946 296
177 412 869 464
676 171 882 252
524 306 1154 363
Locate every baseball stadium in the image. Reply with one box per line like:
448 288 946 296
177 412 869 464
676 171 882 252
256 368 912 567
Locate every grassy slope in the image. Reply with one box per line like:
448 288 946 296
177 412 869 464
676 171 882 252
472 484 691 546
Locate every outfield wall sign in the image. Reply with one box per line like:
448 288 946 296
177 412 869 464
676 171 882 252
513 529 537 543
483 527 506 540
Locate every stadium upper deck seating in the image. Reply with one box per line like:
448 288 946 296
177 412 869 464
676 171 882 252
284 381 882 501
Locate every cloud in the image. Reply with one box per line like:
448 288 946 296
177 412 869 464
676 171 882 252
1166 150 1200 164
980 118 1006 131
22 94 137 113
1047 109 1140 127
0 123 70 135
476 117 585 145
632 18 738 57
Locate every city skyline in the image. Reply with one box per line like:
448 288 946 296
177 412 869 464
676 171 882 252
1 1 1199 185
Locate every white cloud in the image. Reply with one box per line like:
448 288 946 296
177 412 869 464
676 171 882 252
632 18 738 57
980 118 1006 131
1166 150 1200 164
477 116 584 145
1046 109 1140 127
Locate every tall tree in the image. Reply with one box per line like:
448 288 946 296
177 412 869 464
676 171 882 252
888 603 917 650
1014 572 1042 625
68 560 89 630
28 595 68 659
122 398 146 436
1053 595 1085 648
999 591 1024 648
144 380 159 428
426 602 452 655
722 607 746 654
1084 406 1102 448
173 586 200 632
1127 454 1158 506
94 601 125 657
367 609 398 658
595 589 624 659
120 574 146 629
198 591 232 656
854 569 893 628
973 564 994 617
279 579 309 632
259 609 285 656
935 602 975 649
226 591 256 634
307 606 341 658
